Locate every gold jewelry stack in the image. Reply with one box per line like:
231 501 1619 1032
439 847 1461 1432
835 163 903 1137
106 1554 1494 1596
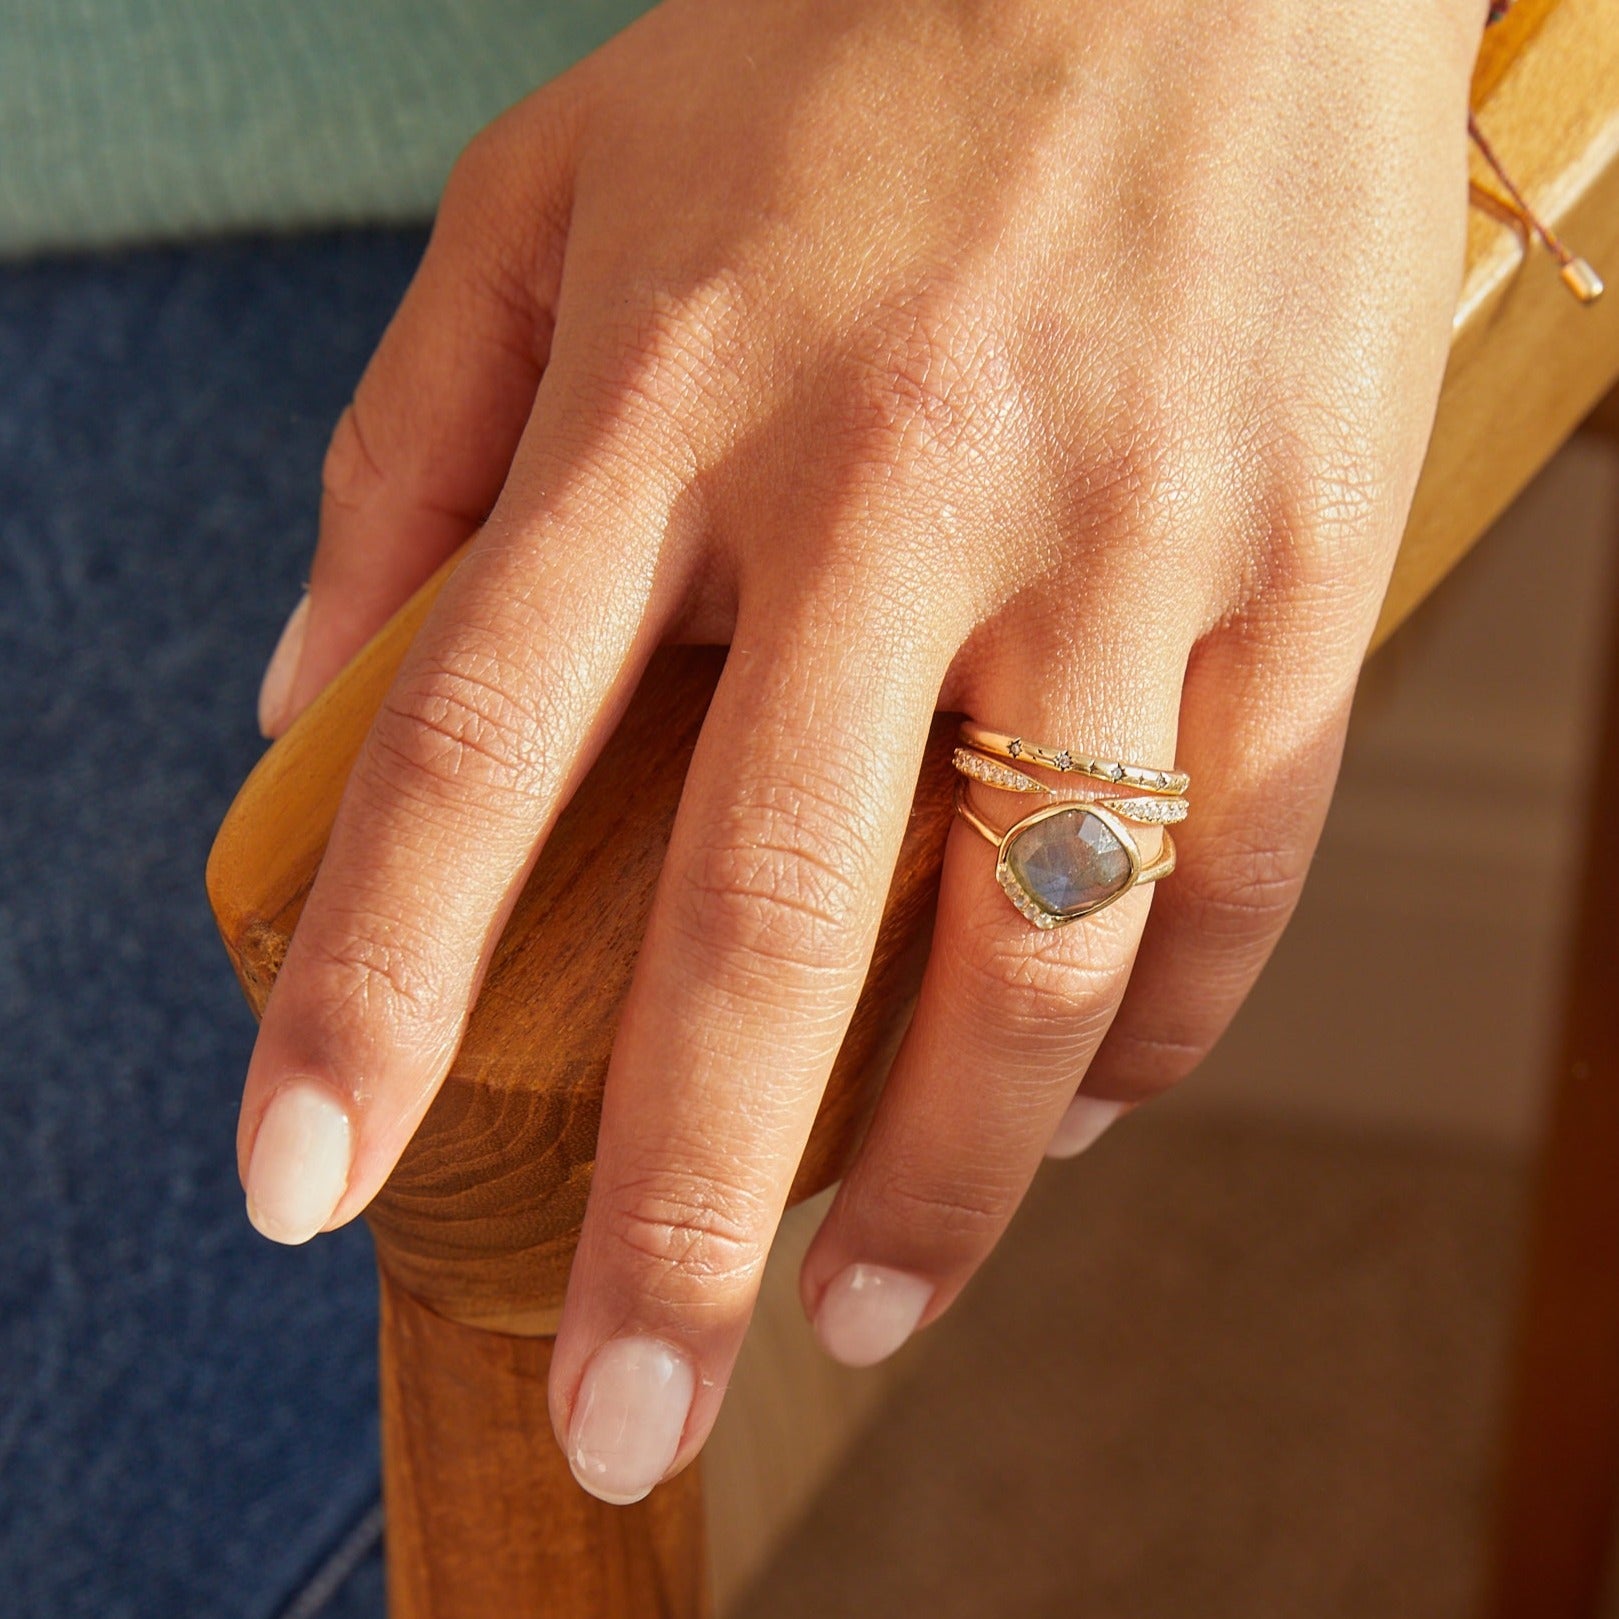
953 722 1188 930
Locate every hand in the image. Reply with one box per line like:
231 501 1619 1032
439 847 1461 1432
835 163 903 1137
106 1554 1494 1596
240 0 1487 1504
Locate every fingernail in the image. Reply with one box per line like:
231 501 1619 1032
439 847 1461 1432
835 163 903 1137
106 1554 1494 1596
1046 1095 1126 1160
813 1263 932 1368
567 1337 696 1505
257 591 310 737
245 1079 352 1244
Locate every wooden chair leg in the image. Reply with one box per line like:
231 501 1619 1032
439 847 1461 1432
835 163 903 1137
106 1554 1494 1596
1485 399 1619 1618
377 1267 708 1619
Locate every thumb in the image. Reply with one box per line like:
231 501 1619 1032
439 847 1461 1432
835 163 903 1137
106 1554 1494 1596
259 92 581 736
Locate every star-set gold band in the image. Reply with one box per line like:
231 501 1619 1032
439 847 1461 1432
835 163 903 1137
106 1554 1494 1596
956 723 1190 797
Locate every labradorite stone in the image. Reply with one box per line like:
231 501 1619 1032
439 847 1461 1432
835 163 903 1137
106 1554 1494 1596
1005 808 1132 919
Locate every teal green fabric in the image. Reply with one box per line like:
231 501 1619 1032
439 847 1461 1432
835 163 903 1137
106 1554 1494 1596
0 1 655 258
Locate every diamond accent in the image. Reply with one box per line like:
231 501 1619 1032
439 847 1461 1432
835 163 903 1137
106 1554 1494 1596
997 864 1068 929
952 748 1051 794
1104 795 1189 825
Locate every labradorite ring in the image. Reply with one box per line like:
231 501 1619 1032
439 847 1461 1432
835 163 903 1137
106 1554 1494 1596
953 780 1178 929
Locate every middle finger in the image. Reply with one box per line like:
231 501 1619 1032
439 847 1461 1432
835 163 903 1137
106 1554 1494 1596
549 560 957 1506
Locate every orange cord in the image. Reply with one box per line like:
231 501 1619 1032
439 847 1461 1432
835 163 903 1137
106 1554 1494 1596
1467 109 1604 303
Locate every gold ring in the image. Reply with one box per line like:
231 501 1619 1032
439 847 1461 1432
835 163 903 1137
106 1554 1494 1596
951 748 1189 824
955 779 1176 928
957 723 1189 796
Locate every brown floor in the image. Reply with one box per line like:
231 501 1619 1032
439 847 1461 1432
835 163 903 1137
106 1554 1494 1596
737 1112 1545 1619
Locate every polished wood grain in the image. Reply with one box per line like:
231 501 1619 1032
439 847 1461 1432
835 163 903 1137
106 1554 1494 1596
1470 0 1560 104
380 1265 708 1618
1375 0 1619 649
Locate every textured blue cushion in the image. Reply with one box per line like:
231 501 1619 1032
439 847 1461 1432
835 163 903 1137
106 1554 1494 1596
0 230 433 1618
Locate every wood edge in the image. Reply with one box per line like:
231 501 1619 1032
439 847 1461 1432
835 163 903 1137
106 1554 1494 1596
204 543 468 951
1471 0 1562 108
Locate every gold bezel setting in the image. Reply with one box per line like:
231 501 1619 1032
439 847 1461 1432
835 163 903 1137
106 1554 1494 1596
994 799 1144 929
955 781 1178 929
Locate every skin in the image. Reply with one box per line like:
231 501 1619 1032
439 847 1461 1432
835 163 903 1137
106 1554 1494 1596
239 0 1490 1501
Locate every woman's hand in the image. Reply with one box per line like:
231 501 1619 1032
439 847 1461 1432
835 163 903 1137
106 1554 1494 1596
240 0 1487 1503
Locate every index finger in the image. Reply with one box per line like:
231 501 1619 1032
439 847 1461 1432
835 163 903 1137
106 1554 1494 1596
236 388 686 1244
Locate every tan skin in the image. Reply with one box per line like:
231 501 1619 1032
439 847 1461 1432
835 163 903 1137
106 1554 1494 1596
239 0 1489 1503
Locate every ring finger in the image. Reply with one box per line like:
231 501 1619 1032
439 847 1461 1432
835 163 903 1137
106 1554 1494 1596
799 621 1191 1361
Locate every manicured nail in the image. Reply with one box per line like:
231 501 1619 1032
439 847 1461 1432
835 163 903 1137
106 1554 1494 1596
813 1263 933 1368
568 1337 696 1505
245 1079 352 1244
1046 1095 1126 1160
257 591 310 737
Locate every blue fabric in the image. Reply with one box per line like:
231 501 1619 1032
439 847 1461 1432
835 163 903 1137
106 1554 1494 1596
0 231 430 1618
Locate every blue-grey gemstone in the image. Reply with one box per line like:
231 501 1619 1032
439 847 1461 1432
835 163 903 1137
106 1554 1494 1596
1004 808 1132 919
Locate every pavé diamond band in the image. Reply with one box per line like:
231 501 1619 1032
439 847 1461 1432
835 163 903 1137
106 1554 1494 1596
950 748 1189 825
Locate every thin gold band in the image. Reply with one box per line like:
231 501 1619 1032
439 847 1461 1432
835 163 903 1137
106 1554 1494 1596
958 723 1189 797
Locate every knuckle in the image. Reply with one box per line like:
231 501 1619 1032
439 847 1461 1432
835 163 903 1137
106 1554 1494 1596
602 1167 771 1295
439 118 530 236
444 122 506 204
1034 396 1217 615
1059 377 1186 543
1258 404 1395 594
321 403 387 519
1181 832 1310 946
436 105 573 322
880 1169 1016 1254
673 773 875 987
948 905 1133 1041
294 914 446 1042
435 130 519 285
581 272 746 460
368 636 548 803
836 279 1019 473
1092 1026 1211 1100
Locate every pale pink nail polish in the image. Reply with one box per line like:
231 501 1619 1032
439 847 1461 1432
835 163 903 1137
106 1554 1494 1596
257 591 310 737
568 1337 696 1506
245 1079 352 1244
1046 1095 1126 1160
813 1263 932 1368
